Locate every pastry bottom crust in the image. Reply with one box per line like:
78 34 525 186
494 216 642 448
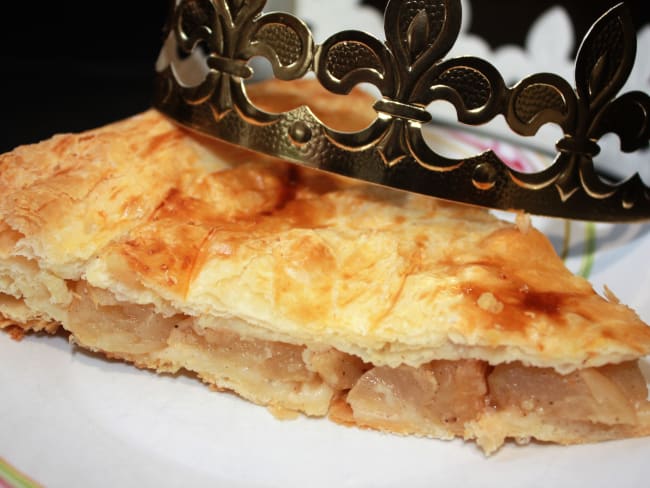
3 281 650 455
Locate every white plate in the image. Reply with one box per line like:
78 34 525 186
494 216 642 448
1 134 649 488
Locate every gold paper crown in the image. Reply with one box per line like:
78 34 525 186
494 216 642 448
153 0 650 221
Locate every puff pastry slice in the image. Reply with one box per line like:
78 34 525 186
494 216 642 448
2 80 650 454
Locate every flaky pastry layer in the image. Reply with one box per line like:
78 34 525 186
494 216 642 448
2 79 650 454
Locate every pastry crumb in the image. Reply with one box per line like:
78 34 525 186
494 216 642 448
5 325 26 341
477 292 504 314
268 405 301 420
515 212 531 234
603 285 620 304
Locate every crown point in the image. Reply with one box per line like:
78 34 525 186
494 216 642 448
555 184 580 203
378 149 406 167
621 179 646 210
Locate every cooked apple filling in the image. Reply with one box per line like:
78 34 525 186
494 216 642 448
6 280 645 454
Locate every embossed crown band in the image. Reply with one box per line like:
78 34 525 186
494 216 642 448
153 0 650 221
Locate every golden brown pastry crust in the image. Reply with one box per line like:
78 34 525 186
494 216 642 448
1 80 649 371
2 79 650 454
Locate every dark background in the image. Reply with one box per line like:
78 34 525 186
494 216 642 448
1 1 648 153
0 3 168 153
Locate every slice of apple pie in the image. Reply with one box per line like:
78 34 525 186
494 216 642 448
1 80 649 454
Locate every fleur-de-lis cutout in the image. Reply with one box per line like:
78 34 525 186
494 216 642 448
316 0 505 167
506 3 650 208
170 0 313 119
